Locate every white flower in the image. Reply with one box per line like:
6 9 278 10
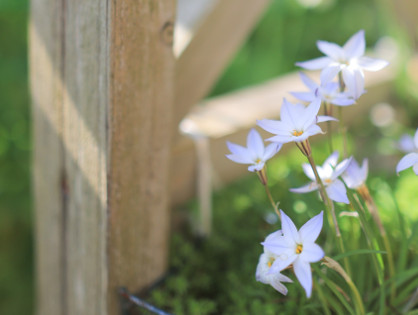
397 134 416 153
291 72 355 107
262 210 324 298
296 30 389 99
256 247 293 295
396 128 418 175
342 158 368 189
257 98 336 144
226 128 281 172
290 151 352 204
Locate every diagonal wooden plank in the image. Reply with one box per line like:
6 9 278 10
174 0 271 130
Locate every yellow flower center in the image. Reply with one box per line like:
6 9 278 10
255 158 262 164
324 178 332 184
267 257 275 268
292 130 304 137
296 244 303 254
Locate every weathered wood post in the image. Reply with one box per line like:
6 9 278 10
30 0 175 313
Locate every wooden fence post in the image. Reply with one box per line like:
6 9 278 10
30 0 175 314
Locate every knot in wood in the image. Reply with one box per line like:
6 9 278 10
160 21 174 46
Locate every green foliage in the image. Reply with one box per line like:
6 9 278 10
142 148 418 314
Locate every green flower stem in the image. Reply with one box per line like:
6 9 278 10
358 185 396 303
258 167 281 219
303 145 352 276
323 256 365 315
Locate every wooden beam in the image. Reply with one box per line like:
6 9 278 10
30 0 175 313
174 0 271 129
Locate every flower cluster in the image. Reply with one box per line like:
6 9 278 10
224 30 412 304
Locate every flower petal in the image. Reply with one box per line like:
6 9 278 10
270 278 289 295
299 211 324 243
301 99 321 130
296 57 333 70
248 163 264 172
293 259 313 298
264 143 282 160
333 157 353 179
290 91 316 103
323 151 339 168
397 134 415 152
343 30 365 58
357 56 389 71
342 67 365 99
266 135 294 144
302 163 316 181
303 124 323 139
280 210 300 243
269 253 298 274
396 152 418 174
317 115 338 123
226 142 253 164
257 119 289 135
326 180 349 204
414 128 418 149
331 97 356 106
300 243 325 263
320 64 341 84
317 40 344 60
299 72 319 90
247 128 265 159
289 182 319 194
413 163 418 175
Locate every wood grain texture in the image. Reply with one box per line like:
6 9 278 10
31 0 175 313
107 0 175 313
174 0 271 129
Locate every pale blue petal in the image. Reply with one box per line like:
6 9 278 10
270 279 289 295
280 210 300 243
324 151 339 168
357 56 389 71
299 72 319 90
226 142 252 164
317 40 344 60
280 99 297 127
317 115 338 123
300 243 325 263
248 163 264 172
303 124 323 139
266 135 294 144
326 180 349 204
247 129 265 159
302 163 316 181
343 30 365 58
396 153 418 174
320 65 341 84
413 163 418 175
342 67 365 99
264 230 283 244
289 182 319 194
414 128 418 149
331 97 356 106
257 119 289 135
343 158 364 188
293 259 313 298
296 57 333 70
360 159 369 183
301 99 321 130
269 253 298 274
333 157 353 179
290 91 316 103
299 211 324 243
264 143 282 160
277 273 293 283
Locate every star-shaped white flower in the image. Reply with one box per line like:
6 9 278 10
396 128 418 175
342 158 368 189
291 72 355 107
296 30 389 99
226 128 281 172
256 246 293 295
257 98 336 145
262 210 324 298
290 151 352 204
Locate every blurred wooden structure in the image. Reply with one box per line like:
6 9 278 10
31 0 405 313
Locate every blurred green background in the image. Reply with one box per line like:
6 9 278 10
1 0 417 313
